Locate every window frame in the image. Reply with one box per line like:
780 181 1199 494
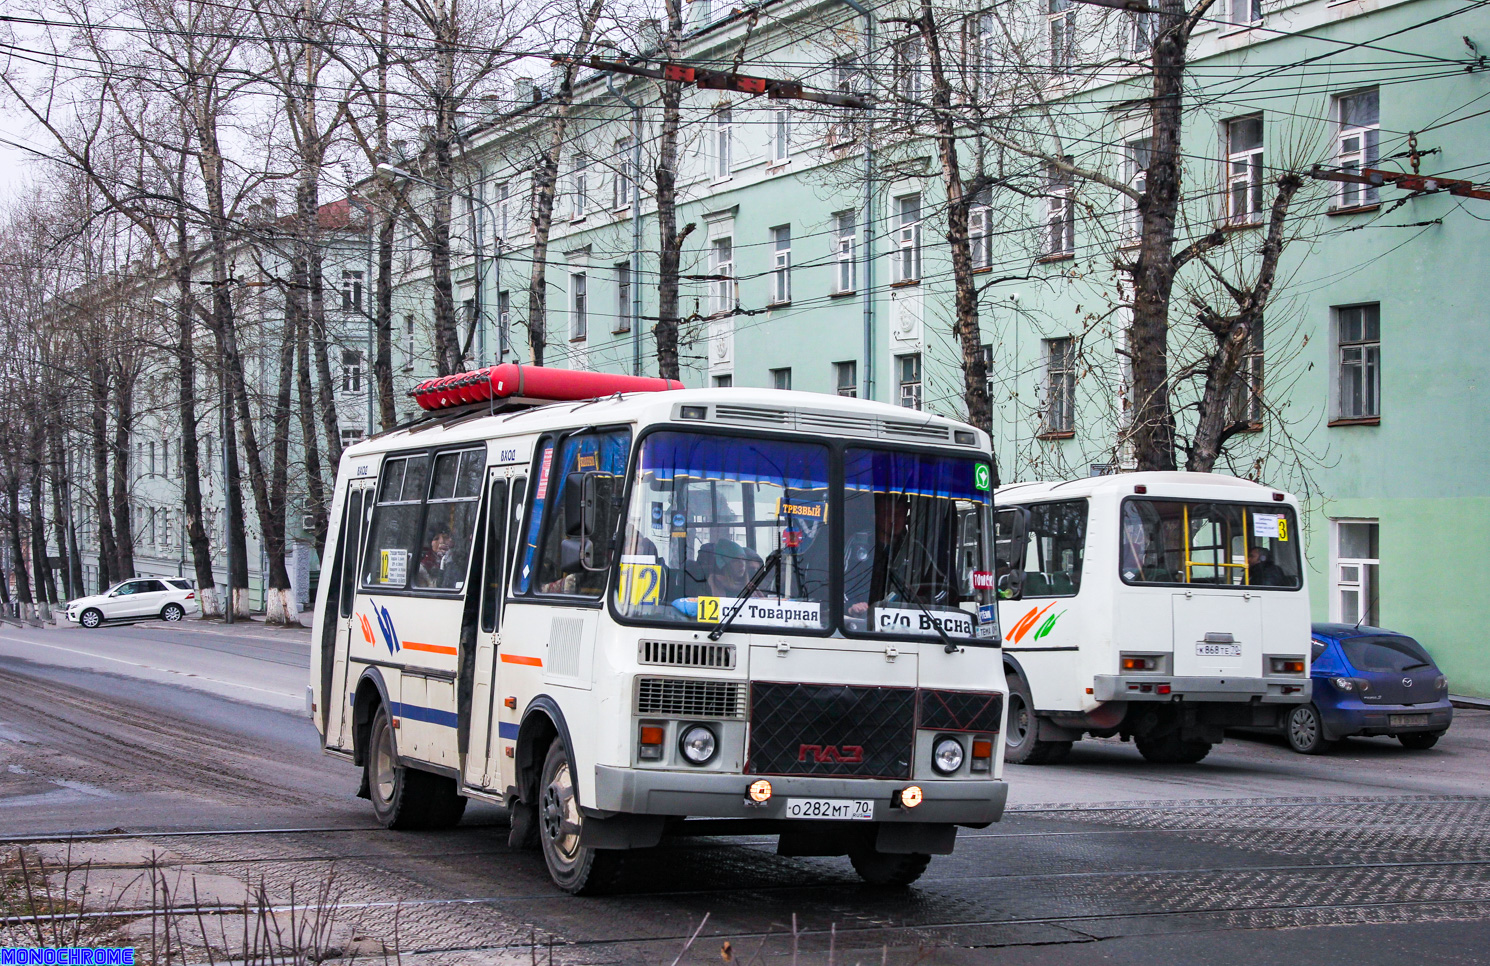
1117 496 1304 592
896 352 923 410
771 367 792 391
1334 303 1380 421
1048 0 1074 74
1336 89 1380 208
770 225 792 304
1225 114 1265 225
1041 337 1076 435
834 360 858 398
713 107 733 180
1044 162 1076 257
710 237 734 315
570 272 588 342
832 211 857 293
893 194 922 283
1331 518 1379 624
1005 498 1090 599
614 263 632 333
771 107 792 163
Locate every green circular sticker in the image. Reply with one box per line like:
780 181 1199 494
974 464 991 491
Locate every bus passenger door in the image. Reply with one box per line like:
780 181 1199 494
328 482 373 750
464 471 519 791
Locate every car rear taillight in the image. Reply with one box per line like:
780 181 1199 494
1435 675 1447 691
185 592 195 600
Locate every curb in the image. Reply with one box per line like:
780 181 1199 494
1449 694 1490 710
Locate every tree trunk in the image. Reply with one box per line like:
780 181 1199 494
430 30 462 375
88 363 116 592
46 409 74 600
30 458 58 612
374 204 397 428
220 367 251 614
296 307 329 557
653 0 686 381
110 380 136 580
7 481 33 609
262 289 298 624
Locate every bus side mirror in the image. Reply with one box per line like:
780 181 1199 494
996 506 1031 600
572 473 619 572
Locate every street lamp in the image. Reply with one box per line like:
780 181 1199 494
377 162 503 367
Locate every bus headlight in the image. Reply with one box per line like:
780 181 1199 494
679 724 717 765
932 736 964 775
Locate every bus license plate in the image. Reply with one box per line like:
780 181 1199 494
1390 714 1429 727
784 798 874 821
1196 643 1242 657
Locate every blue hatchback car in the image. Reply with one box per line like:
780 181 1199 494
1282 624 1454 754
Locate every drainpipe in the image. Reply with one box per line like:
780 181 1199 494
831 0 876 401
607 73 646 377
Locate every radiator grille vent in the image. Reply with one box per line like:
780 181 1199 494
797 411 877 436
636 678 747 719
881 419 952 442
639 640 737 669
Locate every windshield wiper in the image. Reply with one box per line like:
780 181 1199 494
884 567 962 654
708 548 783 642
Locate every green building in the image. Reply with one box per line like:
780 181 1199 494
380 0 1490 695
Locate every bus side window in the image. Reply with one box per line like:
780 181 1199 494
338 491 365 619
506 478 527 595
480 479 509 633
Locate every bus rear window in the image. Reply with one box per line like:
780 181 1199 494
1119 498 1300 589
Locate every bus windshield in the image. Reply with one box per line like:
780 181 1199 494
843 448 992 639
612 432 833 631
1119 498 1301 589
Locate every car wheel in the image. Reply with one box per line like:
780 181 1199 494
1003 674 1072 765
1286 704 1334 755
849 848 931 887
1398 732 1443 750
160 603 185 622
537 737 624 894
1135 731 1213 764
364 704 467 830
79 608 103 629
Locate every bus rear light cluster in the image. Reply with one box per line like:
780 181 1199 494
1126 682 1171 694
638 724 665 760
1270 658 1306 674
1122 656 1158 671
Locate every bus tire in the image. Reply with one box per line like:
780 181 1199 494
1135 731 1213 764
1004 674 1072 765
537 737 624 895
365 705 468 830
849 849 931 887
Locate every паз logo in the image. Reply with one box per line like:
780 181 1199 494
798 744 864 764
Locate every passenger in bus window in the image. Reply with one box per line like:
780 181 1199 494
416 526 455 588
708 539 762 599
1246 545 1289 587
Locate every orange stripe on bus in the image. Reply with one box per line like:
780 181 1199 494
500 654 544 667
402 641 458 656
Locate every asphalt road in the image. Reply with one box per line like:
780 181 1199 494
1 618 1487 965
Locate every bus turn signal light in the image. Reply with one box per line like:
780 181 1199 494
1122 656 1157 671
639 725 665 760
748 779 773 803
971 739 993 773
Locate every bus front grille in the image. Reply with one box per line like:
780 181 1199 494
636 678 747 719
639 640 737 669
747 682 916 779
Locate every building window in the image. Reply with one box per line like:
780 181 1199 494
1228 0 1262 27
342 427 365 448
713 107 732 179
979 343 995 403
969 189 991 269
772 108 791 163
710 238 733 315
713 374 733 388
572 154 589 217
896 353 922 410
1045 162 1075 257
893 194 922 283
497 292 511 355
1048 0 1074 74
892 38 923 117
1228 318 1264 426
1131 10 1155 53
1226 114 1265 224
342 270 363 312
1124 138 1151 239
403 315 416 370
1337 89 1380 208
614 264 632 333
832 54 863 131
1042 337 1075 435
570 272 588 341
770 225 792 304
833 211 857 293
771 367 792 391
148 441 156 476
613 139 634 209
834 360 857 397
1334 520 1379 626
496 182 511 241
1336 303 1380 420
203 435 214 478
342 349 362 393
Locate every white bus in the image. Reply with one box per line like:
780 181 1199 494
994 472 1312 765
310 365 1010 893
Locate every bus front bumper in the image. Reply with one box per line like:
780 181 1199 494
591 766 1007 826
1092 675 1311 703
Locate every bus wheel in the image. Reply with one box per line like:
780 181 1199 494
1004 675 1071 765
1135 731 1212 764
537 737 624 894
850 849 931 887
365 705 468 829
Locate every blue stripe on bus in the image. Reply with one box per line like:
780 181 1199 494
389 701 459 728
498 721 521 740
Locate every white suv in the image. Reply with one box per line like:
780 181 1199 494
66 578 200 628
